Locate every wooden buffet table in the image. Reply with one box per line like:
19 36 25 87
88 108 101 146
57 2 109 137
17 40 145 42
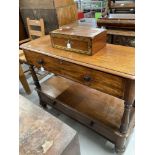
21 35 135 153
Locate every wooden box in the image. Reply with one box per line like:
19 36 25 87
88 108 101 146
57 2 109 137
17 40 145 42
50 25 107 55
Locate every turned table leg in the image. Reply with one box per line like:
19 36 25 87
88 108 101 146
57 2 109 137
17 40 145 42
115 79 135 153
29 65 47 108
29 65 41 89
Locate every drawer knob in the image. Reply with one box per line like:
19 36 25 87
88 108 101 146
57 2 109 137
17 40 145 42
83 75 91 82
37 59 44 65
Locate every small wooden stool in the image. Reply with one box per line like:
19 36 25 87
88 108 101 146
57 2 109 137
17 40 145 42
19 95 81 155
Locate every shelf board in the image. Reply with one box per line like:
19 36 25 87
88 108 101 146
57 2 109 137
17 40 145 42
40 76 125 130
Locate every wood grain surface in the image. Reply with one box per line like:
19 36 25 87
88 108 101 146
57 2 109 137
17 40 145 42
64 18 97 28
36 76 135 150
107 29 135 37
20 0 77 34
54 0 75 8
19 11 28 41
19 65 31 94
51 26 106 38
19 0 55 9
108 14 135 20
97 18 135 30
20 34 135 153
24 50 125 98
27 18 45 40
21 35 135 79
65 19 135 46
38 76 125 130
19 95 81 155
110 1 135 9
56 3 78 26
50 26 107 55
65 19 135 37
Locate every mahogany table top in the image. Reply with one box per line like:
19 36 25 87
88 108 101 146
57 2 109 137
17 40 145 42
21 35 135 79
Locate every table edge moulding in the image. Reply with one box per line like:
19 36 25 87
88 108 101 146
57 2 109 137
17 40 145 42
20 35 135 79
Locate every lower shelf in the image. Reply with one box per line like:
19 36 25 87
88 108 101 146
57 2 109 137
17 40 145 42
37 76 134 142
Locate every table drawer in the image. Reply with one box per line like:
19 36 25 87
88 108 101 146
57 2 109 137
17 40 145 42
24 50 125 98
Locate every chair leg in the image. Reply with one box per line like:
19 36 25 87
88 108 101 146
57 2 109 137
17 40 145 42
19 64 31 94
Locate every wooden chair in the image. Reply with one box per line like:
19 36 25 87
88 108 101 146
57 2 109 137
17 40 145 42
19 18 45 94
19 63 31 94
27 18 45 40
20 18 45 63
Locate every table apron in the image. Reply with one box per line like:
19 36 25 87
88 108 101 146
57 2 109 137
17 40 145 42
24 50 128 99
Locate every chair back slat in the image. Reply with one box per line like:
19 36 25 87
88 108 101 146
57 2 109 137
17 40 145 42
27 18 45 40
29 30 42 37
28 20 42 26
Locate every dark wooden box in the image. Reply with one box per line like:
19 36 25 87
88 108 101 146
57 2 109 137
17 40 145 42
50 25 107 55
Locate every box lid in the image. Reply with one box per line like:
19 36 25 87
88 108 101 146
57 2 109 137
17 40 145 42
51 25 107 39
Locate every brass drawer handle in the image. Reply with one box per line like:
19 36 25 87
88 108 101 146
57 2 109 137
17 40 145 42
83 75 91 82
